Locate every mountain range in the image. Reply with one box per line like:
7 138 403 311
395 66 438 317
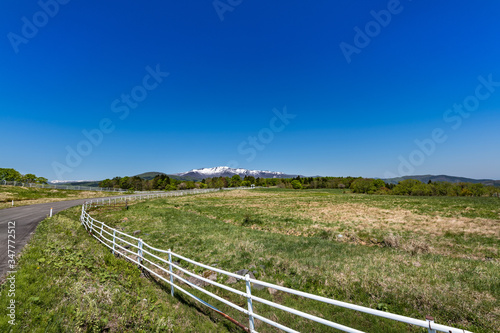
50 167 500 187
173 166 300 180
382 175 500 187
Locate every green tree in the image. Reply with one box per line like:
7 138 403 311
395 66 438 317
243 175 256 184
22 173 37 183
372 179 385 189
467 183 486 197
35 177 48 184
230 175 242 187
392 179 422 195
410 183 432 196
351 178 377 194
119 176 131 189
131 176 143 191
0 168 22 181
291 180 303 189
99 179 113 188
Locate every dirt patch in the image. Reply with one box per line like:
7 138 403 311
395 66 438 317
293 203 499 238
208 196 500 238
200 189 283 199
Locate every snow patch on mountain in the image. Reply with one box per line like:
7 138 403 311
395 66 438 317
49 180 97 184
174 166 295 179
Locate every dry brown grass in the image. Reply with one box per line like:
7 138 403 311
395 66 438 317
297 203 499 237
86 190 499 332
0 191 13 202
0 187 121 210
383 233 401 248
197 190 500 238
167 190 499 259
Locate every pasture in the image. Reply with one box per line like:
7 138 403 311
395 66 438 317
1 188 497 332
89 188 499 332
0 185 120 210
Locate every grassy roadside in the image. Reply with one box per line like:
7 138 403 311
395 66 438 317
0 207 235 332
87 190 499 332
0 186 122 210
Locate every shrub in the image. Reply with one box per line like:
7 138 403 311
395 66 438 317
375 187 392 195
403 239 430 255
392 179 422 195
383 233 401 248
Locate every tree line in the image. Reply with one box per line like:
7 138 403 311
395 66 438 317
349 178 498 197
100 173 499 197
0 168 48 184
99 175 188 191
99 174 261 191
3 166 496 197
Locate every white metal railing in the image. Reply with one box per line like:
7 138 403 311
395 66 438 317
0 179 125 192
1 179 262 193
79 189 472 333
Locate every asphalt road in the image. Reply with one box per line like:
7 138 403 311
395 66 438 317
0 196 130 279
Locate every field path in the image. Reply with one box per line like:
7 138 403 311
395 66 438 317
0 195 134 279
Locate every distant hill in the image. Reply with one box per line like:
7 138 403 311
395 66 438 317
54 172 500 188
383 175 500 187
134 171 196 182
64 181 101 187
134 172 167 180
49 180 101 187
56 172 184 187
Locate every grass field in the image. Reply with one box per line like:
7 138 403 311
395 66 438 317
0 185 121 210
0 207 234 332
1 189 498 332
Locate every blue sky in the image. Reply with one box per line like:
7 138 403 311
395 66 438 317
1 0 499 181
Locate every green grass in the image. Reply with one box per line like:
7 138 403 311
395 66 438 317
0 207 236 332
2 189 498 332
0 185 120 210
149 188 500 259
258 188 500 218
85 189 499 332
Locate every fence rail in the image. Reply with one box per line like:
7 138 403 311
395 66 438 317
1 179 260 193
0 179 125 192
79 189 472 333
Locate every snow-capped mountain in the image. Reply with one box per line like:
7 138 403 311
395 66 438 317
174 167 300 180
49 180 97 184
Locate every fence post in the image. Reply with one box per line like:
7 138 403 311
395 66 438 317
100 222 104 237
137 239 143 268
168 249 174 296
426 316 437 333
112 230 116 255
245 274 255 332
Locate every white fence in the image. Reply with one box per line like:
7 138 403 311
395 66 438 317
79 189 472 333
1 180 125 192
1 179 260 193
